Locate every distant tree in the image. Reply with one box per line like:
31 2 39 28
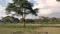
0 20 2 22
5 0 38 26
39 16 49 24
25 19 35 23
2 16 20 23
50 17 57 24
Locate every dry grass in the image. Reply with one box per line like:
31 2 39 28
0 23 60 34
13 27 60 34
36 27 60 34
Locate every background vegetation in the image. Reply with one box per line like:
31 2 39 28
0 16 60 24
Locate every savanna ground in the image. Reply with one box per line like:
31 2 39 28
0 23 60 34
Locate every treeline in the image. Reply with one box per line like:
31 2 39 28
34 17 60 24
0 16 60 24
0 16 20 24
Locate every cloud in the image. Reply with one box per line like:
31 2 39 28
35 0 60 17
38 9 52 15
0 5 6 12
0 0 13 12
0 4 7 17
6 0 13 3
0 0 14 17
0 0 60 18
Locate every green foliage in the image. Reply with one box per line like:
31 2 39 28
5 0 38 16
2 16 20 23
1 16 60 24
20 17 60 24
25 19 35 23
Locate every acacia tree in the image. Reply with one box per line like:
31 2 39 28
6 0 38 26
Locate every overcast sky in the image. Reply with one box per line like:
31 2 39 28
0 0 60 18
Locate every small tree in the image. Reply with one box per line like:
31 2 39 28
5 0 38 27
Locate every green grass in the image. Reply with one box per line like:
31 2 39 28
0 23 60 34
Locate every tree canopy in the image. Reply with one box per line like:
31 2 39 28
6 0 38 16
5 0 38 26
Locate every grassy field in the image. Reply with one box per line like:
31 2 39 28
0 23 60 34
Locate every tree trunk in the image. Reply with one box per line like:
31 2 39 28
23 15 25 27
22 8 25 27
22 15 25 27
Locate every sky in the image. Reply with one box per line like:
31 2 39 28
0 0 60 18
